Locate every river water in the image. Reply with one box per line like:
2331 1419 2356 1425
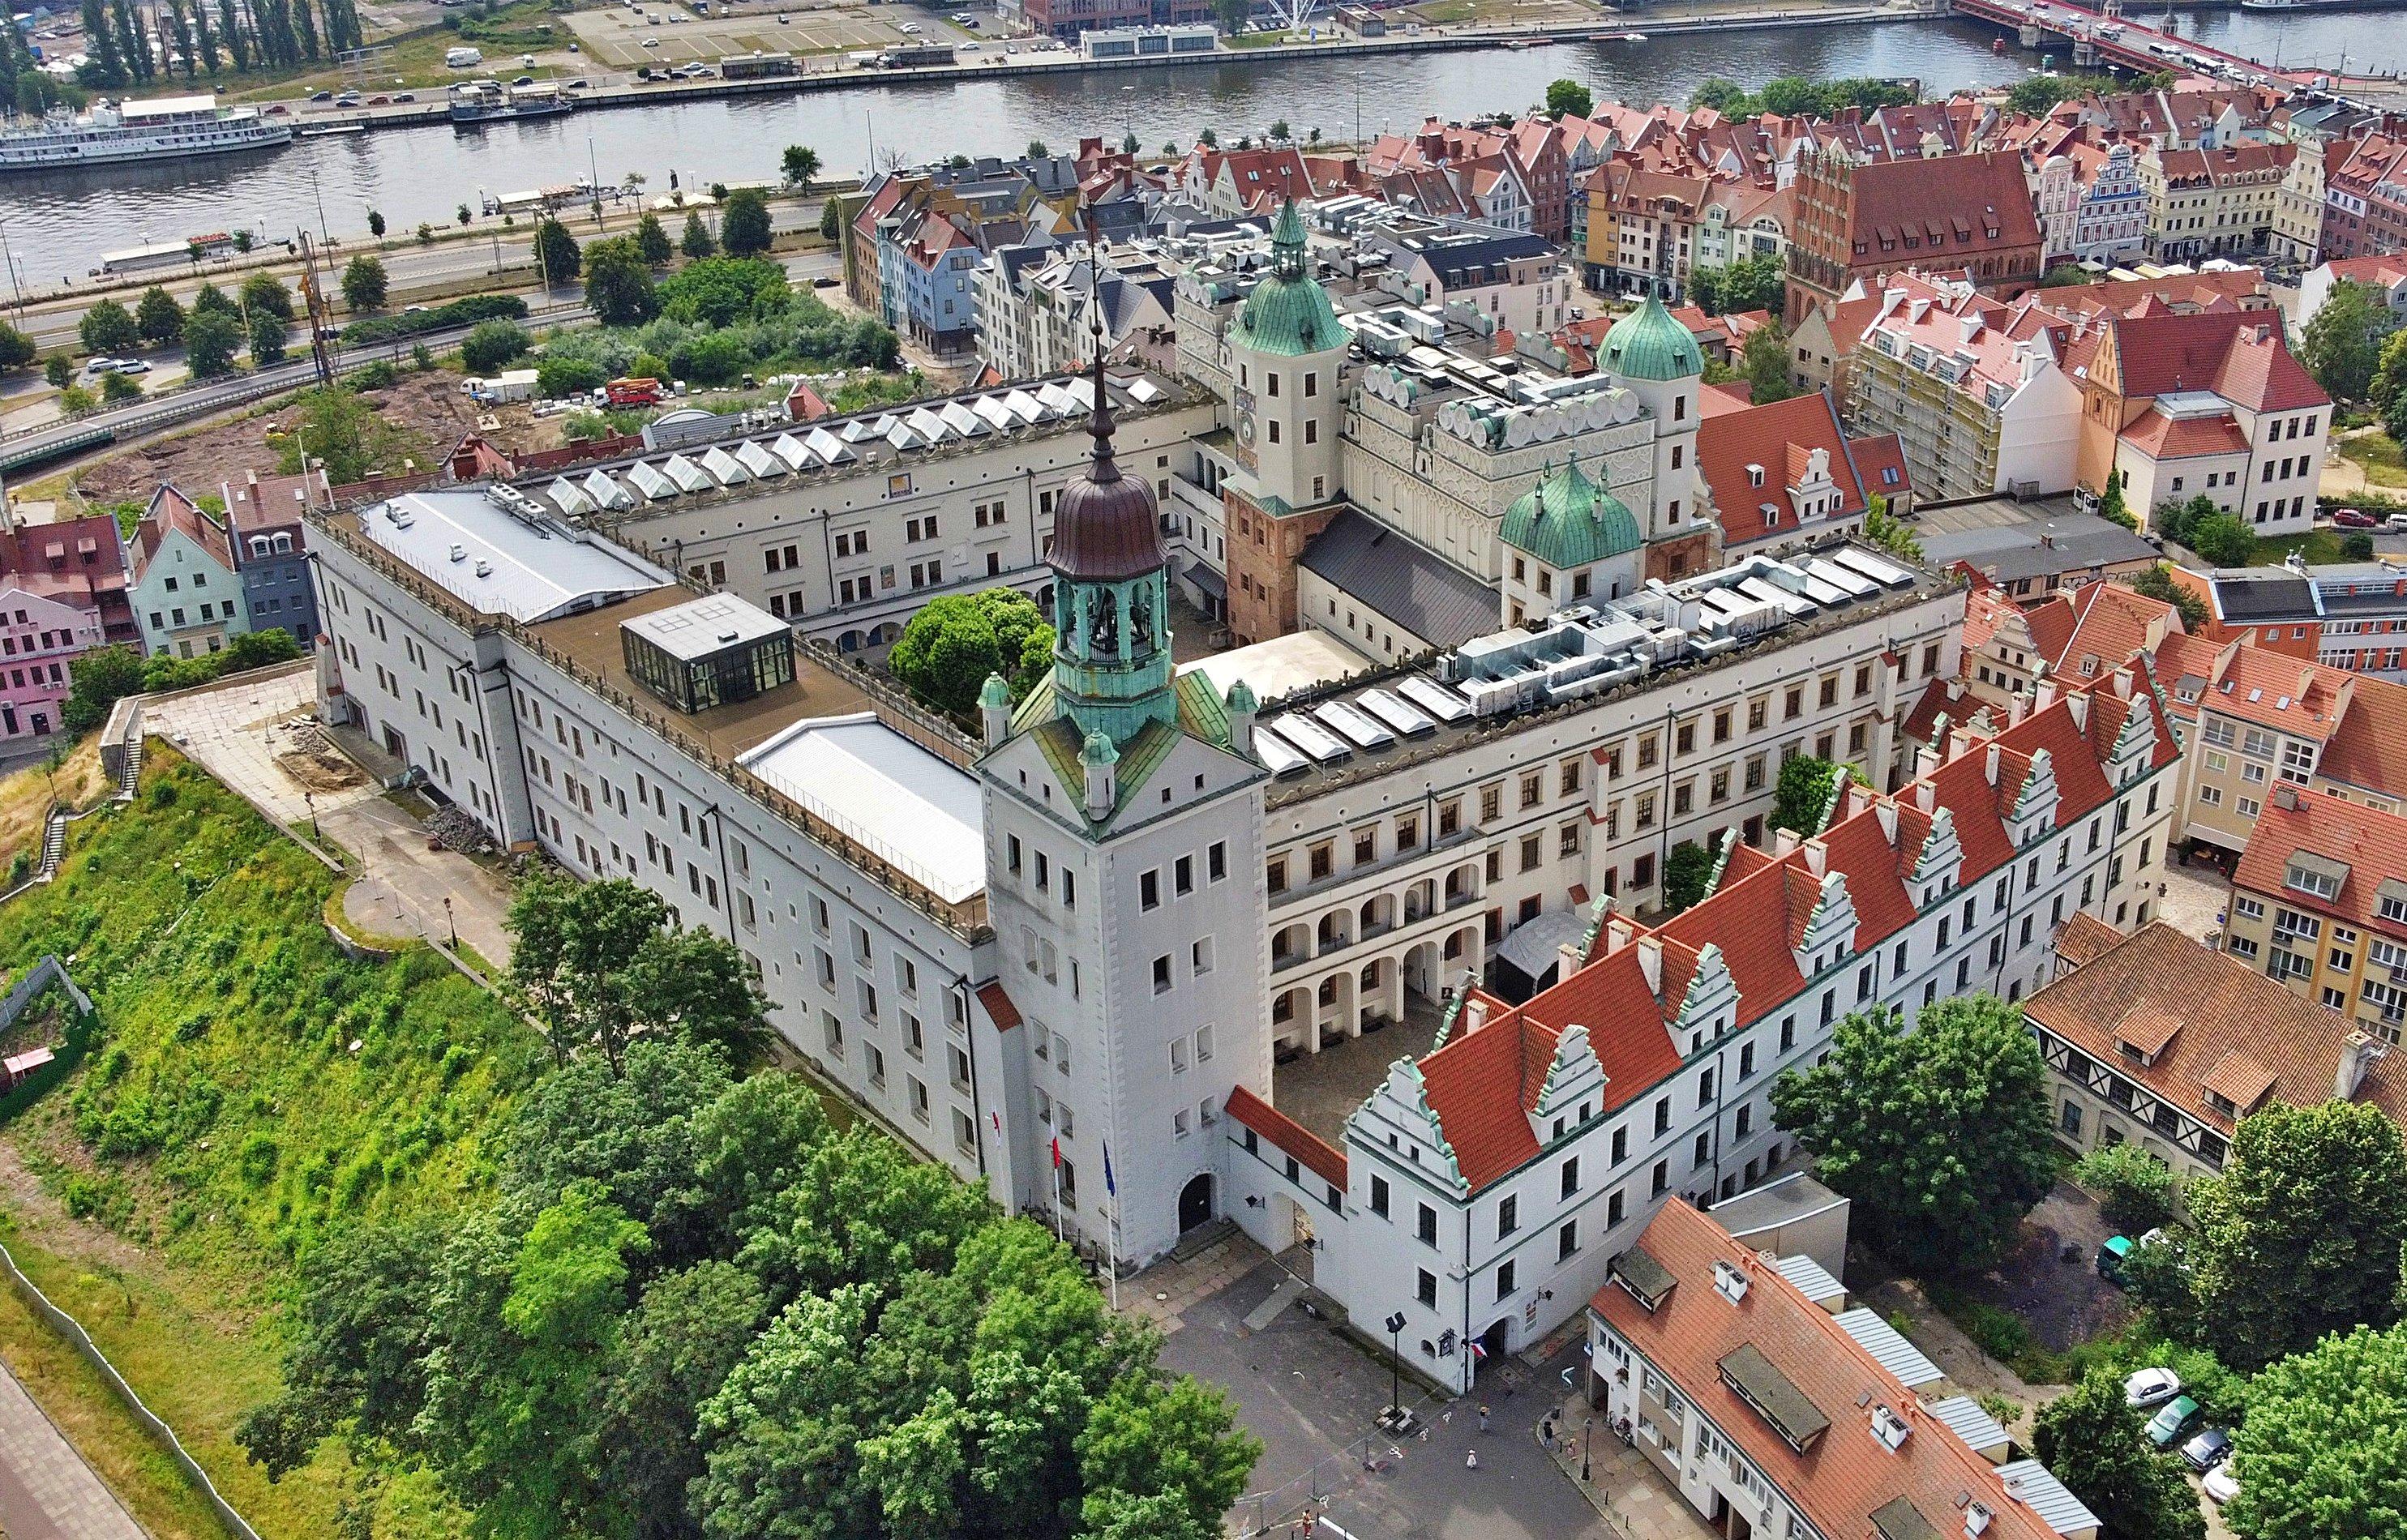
2 7 2402 279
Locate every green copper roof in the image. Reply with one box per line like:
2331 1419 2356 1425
1230 199 1344 357
1500 456 1641 569
978 672 1013 710
1223 677 1257 715
1603 292 1704 382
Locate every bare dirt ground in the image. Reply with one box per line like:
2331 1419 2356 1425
67 371 495 508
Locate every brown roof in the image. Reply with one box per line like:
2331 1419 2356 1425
2027 922 2406 1133
2319 673 2407 800
1224 1084 1347 1187
2234 785 2407 948
1694 391 1868 548
2055 912 2124 968
1044 371 1164 582
974 981 1023 1032
1591 1200 2061 1540
1842 151 2041 267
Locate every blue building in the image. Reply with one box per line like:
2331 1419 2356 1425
221 466 327 644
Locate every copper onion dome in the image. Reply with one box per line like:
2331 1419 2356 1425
1044 245 1165 583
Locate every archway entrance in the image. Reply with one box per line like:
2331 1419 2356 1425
1178 1173 1214 1233
1475 1317 1512 1379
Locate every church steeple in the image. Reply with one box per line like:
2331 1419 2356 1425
1042 243 1176 748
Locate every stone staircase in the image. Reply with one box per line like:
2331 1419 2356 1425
115 731 142 802
35 810 65 883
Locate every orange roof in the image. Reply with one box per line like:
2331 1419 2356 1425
1592 1200 2062 1540
2319 673 2407 800
1694 391 1869 548
974 981 1022 1031
1224 1084 1348 1187
2120 406 2251 460
2234 785 2407 946
1413 1012 1565 1191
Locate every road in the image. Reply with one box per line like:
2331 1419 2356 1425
0 1355 146 1540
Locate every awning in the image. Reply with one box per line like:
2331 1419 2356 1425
1495 907 1587 982
1181 559 1226 601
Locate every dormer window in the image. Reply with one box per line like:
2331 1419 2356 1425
1748 463 1766 488
2284 853 2345 902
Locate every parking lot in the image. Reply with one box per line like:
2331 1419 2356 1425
565 1 982 69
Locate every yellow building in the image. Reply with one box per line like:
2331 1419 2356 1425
2228 785 2407 1046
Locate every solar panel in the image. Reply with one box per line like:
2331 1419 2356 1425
1315 699 1396 751
1268 713 1351 764
1397 676 1473 722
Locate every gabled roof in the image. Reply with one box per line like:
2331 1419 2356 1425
1300 508 1494 649
1226 1084 1347 1187
2234 785 2407 945
1592 1201 2067 1540
1695 391 1869 548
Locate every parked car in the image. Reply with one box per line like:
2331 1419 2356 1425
2389 512 2407 533
2204 1466 2241 1505
2182 1427 2232 1472
2096 1235 2135 1287
333 90 361 105
642 36 660 46
2146 1396 2201 1448
2333 507 2377 528
567 77 590 87
81 356 120 374
110 359 151 375
2123 1367 2182 1409
513 74 535 85
366 93 389 104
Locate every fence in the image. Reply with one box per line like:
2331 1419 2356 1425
0 1238 263 1540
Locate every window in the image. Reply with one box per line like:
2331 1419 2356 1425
1496 1260 1517 1301
1560 1156 1580 1197
1151 955 1172 994
1371 1174 1390 1217
1417 1203 1439 1246
1558 1220 1578 1261
1417 1268 1438 1307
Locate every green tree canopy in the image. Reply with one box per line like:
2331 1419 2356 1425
60 643 147 732
585 237 661 327
2182 1100 2407 1371
533 216 583 285
2037 262 2094 289
782 143 820 188
1689 251 1785 317
2189 511 2258 567
506 875 774 1072
720 190 773 259
135 284 185 346
2300 279 2392 403
0 324 32 370
2071 1141 2178 1232
1771 755 1845 836
681 210 717 260
273 383 417 486
191 280 238 319
1544 78 1591 119
2226 1324 2407 1540
635 212 675 267
1770 996 2059 1273
2096 468 2132 530
247 308 286 366
2371 327 2407 445
79 297 138 354
460 319 532 374
658 257 790 328
2032 1368 2206 1540
1662 840 1715 916
240 271 293 323
889 588 1056 717
184 309 241 379
340 254 388 312
1740 321 1794 404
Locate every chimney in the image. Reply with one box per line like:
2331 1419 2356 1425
1635 934 1663 995
1913 780 1938 813
1800 838 1827 877
2336 1029 2386 1101
2272 783 2303 811
1774 827 1803 857
1606 914 1638 955
1984 742 2002 785
1463 996 1490 1035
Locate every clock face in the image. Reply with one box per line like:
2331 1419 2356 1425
1237 413 1256 444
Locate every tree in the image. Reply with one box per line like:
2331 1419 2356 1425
78 297 138 355
506 876 773 1072
681 211 716 260
2189 511 2258 567
1771 755 1844 836
781 143 820 189
135 285 185 346
2071 1142 2177 1231
585 237 661 327
532 216 583 287
635 212 674 267
1865 495 1922 563
817 199 842 244
0 325 31 370
225 628 301 669
190 280 238 319
2127 563 2208 628
2372 326 2407 445
2036 261 2093 289
1544 77 1591 120
99 369 141 404
1740 322 1794 404
1027 139 1049 160
2096 468 2132 531
720 190 773 259
185 310 241 379
2299 278 2392 403
537 355 609 399
1689 250 1785 317
1662 840 1715 916
56 383 96 417
888 588 1056 717
60 644 148 732
240 272 294 323
340 254 388 313
2225 1324 2407 1540
43 355 71 389
367 208 386 237
2032 1369 2206 1540
1213 0 1245 29
2343 532 2376 561
2182 1101 2407 1371
460 320 532 374
1122 130 1139 154
1268 118 1289 141
247 310 286 366
276 384 415 486
1770 996 2059 1273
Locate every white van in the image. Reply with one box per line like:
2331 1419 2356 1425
445 45 483 66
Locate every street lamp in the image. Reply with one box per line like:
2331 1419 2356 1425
443 894 457 948
1581 1414 1593 1484
304 789 319 842
1383 1311 1407 1425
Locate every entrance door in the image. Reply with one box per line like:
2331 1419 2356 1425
1177 1173 1213 1233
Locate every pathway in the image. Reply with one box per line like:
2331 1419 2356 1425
0 1357 145 1540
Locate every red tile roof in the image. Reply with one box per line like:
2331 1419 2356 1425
2319 674 2407 799
1412 1012 1563 1191
2109 310 2328 414
1226 1084 1347 1187
2234 785 2407 947
974 981 1022 1031
1695 391 1868 548
1847 433 1911 503
2120 406 2251 459
1592 1200 2063 1540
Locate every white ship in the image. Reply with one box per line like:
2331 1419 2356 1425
0 95 294 172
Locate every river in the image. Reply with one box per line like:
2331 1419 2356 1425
2 7 2403 280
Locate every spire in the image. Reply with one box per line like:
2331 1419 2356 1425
1084 223 1120 475
1270 196 1307 280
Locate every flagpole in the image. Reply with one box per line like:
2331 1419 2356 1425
1051 1137 1065 1243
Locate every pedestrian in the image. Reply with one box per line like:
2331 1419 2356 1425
1541 1414 1557 1450
1477 1403 1491 1432
1466 1448 1479 1469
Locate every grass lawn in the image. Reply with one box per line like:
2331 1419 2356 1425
2336 430 2407 489
0 736 109 875
2245 530 2355 566
214 0 576 101
0 746 538 1538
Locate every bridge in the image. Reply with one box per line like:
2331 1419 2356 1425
1948 0 2315 87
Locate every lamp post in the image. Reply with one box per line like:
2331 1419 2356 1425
1581 1414 1593 1484
1383 1311 1407 1424
443 894 457 948
304 789 319 842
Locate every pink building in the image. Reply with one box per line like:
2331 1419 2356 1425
0 509 135 746
0 584 105 742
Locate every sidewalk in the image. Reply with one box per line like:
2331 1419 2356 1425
0 1358 144 1540
1540 1393 1715 1540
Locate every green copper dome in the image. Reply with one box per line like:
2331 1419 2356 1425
1229 199 1345 358
978 672 1013 710
1500 456 1640 571
1602 292 1704 383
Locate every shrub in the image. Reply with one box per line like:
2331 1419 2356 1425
460 320 532 374
2073 1142 2178 1231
